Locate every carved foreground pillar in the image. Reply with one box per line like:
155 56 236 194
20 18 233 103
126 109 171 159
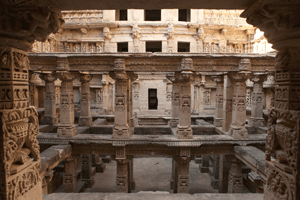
79 74 93 126
242 1 300 199
249 74 266 127
173 148 192 193
0 1 63 199
111 59 130 139
177 58 193 139
228 158 243 193
63 156 78 193
212 75 224 127
57 72 77 137
41 73 58 125
229 71 249 139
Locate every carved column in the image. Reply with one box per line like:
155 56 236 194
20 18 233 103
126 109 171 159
41 73 58 125
81 154 95 188
0 1 63 200
57 72 77 137
29 73 42 108
199 155 209 173
199 73 206 113
170 79 180 128
228 158 243 193
249 74 266 127
114 147 133 193
211 75 224 127
173 148 192 193
192 73 201 115
177 58 193 139
79 73 93 126
222 74 233 132
242 1 300 199
228 69 250 139
63 157 77 193
211 155 220 189
111 58 130 139
219 155 233 193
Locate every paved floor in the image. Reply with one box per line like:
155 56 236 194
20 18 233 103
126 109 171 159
85 157 218 194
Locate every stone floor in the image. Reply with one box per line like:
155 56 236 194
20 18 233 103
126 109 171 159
84 157 218 193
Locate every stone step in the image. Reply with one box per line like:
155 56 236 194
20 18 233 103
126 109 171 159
43 193 264 200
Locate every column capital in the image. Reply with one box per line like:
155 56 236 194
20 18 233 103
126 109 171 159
41 72 56 83
56 72 77 82
80 73 93 83
211 75 224 83
251 73 267 83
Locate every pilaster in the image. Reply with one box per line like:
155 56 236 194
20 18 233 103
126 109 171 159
0 1 63 199
57 71 77 137
79 73 93 126
242 2 300 199
41 73 58 125
211 75 224 127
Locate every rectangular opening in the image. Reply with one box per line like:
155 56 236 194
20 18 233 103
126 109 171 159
145 10 161 21
148 88 158 110
178 42 190 52
146 41 162 52
117 42 128 52
116 9 128 21
178 9 190 22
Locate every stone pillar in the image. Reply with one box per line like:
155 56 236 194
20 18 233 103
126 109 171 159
42 171 54 194
57 72 78 137
127 156 135 192
228 158 243 193
192 73 201 115
242 2 300 199
177 58 193 139
211 75 224 127
81 154 95 188
29 73 42 108
111 58 130 139
228 68 250 139
249 74 266 127
222 74 233 132
170 157 178 191
170 80 180 127
63 157 77 193
199 155 209 173
0 2 63 200
211 155 220 189
92 154 106 173
174 148 191 193
219 155 233 193
79 73 93 126
114 147 133 193
199 73 206 113
41 73 58 125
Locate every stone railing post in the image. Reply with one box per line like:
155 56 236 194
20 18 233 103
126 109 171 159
211 75 224 127
41 72 58 125
0 1 63 199
57 71 78 137
241 2 300 199
79 73 93 126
